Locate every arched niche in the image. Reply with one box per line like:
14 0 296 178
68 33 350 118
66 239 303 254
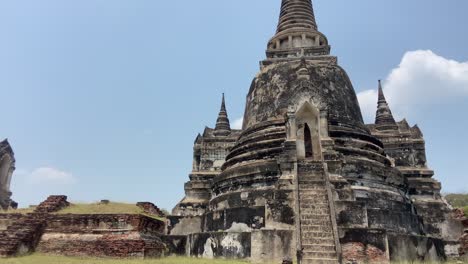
0 154 13 192
295 102 323 161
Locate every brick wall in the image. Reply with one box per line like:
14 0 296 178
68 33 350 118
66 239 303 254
45 214 165 235
35 195 70 213
37 213 167 258
137 202 164 217
37 233 166 258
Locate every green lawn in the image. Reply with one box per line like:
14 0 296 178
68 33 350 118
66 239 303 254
0 255 249 264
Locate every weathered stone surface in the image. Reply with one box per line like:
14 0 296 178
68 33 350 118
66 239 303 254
186 232 251 259
0 140 15 210
167 215 202 236
168 0 464 263
137 202 164 217
172 95 242 217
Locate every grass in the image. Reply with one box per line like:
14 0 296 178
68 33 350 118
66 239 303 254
445 193 468 208
54 202 166 221
0 207 35 214
55 202 144 215
1 202 165 221
0 255 249 264
0 254 464 264
445 193 468 216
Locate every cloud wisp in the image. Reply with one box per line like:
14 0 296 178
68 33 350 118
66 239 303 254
357 50 468 123
232 117 243 130
18 167 77 185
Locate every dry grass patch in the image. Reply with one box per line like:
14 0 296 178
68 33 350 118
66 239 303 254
0 207 35 215
53 202 166 221
56 202 143 215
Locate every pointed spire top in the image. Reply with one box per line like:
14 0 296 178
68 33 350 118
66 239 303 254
221 93 226 112
214 93 231 136
266 0 330 58
375 80 398 131
378 80 387 103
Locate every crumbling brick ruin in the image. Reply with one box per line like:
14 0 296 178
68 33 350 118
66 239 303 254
0 196 167 258
169 0 466 263
453 209 468 260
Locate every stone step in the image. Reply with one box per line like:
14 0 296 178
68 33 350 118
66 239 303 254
299 198 328 204
302 237 335 245
298 183 327 188
299 168 324 172
301 218 333 226
300 214 331 221
301 225 333 232
298 177 324 182
302 231 334 239
299 184 326 190
303 251 337 259
302 244 336 252
299 193 328 200
300 208 330 216
300 201 329 207
300 203 330 210
299 188 327 194
298 173 324 178
302 257 339 264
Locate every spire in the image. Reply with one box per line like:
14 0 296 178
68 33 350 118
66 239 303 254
266 0 330 59
214 93 231 136
276 0 317 34
375 80 398 131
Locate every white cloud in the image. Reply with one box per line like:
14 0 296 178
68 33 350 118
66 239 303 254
357 89 379 123
232 117 243 130
23 167 77 185
358 50 468 123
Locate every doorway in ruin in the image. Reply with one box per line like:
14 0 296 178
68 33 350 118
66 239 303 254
296 102 322 161
304 123 313 158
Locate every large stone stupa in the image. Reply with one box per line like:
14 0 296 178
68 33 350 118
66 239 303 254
170 1 463 263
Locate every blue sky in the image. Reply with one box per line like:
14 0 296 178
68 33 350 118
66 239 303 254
1 1 467 210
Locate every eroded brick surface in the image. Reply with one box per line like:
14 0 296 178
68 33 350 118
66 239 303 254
0 196 167 258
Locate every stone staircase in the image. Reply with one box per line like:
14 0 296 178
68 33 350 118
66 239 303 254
0 196 69 257
0 214 46 257
34 195 69 214
297 161 340 264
